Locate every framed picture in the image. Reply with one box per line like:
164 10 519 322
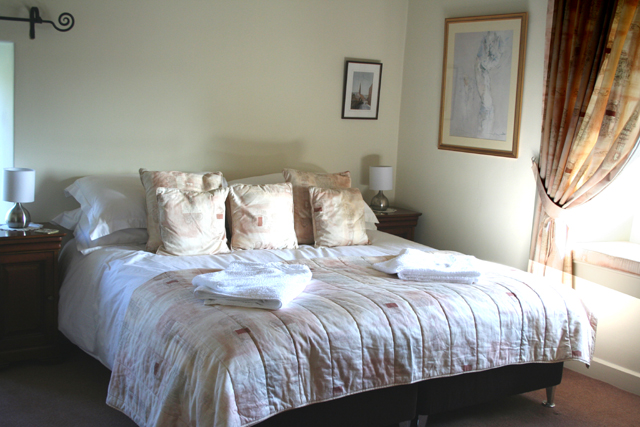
342 61 382 120
438 13 528 158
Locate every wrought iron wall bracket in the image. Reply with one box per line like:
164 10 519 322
0 7 74 39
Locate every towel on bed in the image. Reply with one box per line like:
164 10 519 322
192 261 312 310
373 248 481 284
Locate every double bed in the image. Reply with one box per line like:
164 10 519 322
54 171 596 427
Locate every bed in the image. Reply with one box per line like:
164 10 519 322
54 170 596 427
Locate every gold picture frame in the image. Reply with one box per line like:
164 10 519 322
438 13 528 158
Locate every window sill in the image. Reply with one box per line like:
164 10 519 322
573 241 640 299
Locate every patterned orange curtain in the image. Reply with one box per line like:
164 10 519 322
529 0 640 285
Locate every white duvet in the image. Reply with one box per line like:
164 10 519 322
58 230 432 369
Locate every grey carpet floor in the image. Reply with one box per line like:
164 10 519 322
1 340 639 427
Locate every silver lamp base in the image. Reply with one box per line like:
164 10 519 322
370 190 389 212
5 202 31 228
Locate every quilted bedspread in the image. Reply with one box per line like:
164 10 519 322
106 255 596 427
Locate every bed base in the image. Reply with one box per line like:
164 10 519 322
254 362 563 427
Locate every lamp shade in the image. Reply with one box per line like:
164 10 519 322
3 168 35 203
369 166 393 191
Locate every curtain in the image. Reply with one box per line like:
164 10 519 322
529 0 640 285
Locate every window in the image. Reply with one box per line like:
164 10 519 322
0 41 14 216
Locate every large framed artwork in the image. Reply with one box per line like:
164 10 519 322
342 61 382 120
438 13 528 158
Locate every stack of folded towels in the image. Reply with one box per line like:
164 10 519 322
192 261 312 310
373 248 481 284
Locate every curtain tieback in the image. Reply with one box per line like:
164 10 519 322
531 161 568 220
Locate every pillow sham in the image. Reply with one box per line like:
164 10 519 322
51 207 83 231
74 214 148 255
64 174 147 240
309 186 370 248
283 168 351 245
139 168 225 252
228 183 298 250
155 187 230 256
363 201 379 229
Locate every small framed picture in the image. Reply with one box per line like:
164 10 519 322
341 61 382 120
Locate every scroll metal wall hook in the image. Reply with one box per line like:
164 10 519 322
0 6 74 39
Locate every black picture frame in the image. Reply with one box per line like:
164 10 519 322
341 61 382 120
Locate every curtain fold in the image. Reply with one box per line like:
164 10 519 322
530 0 640 285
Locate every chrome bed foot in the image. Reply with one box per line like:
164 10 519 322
542 385 556 408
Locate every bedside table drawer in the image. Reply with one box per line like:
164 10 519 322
0 251 57 355
0 225 65 365
374 208 422 241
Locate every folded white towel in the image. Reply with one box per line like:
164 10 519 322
397 270 478 284
374 248 481 284
192 261 312 310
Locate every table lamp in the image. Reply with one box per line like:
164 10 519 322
369 166 392 211
3 167 35 228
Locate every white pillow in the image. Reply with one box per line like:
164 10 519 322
74 214 148 255
64 174 147 240
51 208 83 231
363 201 379 228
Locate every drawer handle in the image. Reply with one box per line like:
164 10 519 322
46 296 53 301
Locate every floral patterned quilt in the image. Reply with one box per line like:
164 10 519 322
106 255 596 427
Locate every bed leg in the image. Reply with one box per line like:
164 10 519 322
399 414 427 427
542 385 556 408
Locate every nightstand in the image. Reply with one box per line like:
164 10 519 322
0 224 66 365
374 207 422 241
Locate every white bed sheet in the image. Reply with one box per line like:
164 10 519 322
58 230 433 369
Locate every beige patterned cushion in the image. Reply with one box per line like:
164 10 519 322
309 186 370 248
155 187 230 256
139 168 225 252
228 183 298 250
283 169 351 245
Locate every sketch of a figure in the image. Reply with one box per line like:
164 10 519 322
475 32 506 139
449 29 513 141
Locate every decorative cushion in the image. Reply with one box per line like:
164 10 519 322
283 168 351 244
64 174 147 240
228 183 298 250
155 187 230 256
139 168 225 252
309 186 370 248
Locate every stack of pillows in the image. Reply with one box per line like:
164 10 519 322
54 168 379 256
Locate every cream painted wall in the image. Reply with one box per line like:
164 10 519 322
396 0 546 271
0 0 408 221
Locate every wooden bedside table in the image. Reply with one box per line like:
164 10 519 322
374 207 422 241
0 224 66 366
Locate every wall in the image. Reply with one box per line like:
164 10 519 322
396 0 546 272
0 0 408 221
571 271 640 396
